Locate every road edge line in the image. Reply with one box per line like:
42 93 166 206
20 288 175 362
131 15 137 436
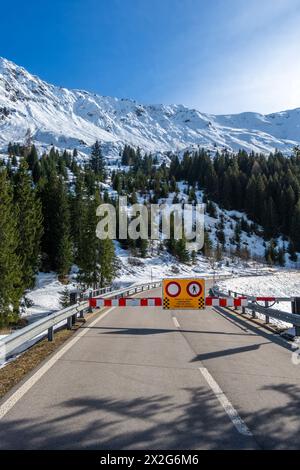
199 366 253 437
0 307 115 421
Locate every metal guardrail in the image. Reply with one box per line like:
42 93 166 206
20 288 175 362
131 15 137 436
0 281 162 363
227 289 292 303
81 286 114 300
212 285 300 332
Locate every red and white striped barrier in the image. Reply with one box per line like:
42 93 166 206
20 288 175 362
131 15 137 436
205 297 248 307
89 296 249 309
89 297 163 308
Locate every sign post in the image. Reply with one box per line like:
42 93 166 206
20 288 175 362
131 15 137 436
163 278 205 310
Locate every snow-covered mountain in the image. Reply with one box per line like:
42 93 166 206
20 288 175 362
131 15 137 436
1 56 300 157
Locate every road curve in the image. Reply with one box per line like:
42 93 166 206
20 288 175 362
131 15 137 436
0 281 300 450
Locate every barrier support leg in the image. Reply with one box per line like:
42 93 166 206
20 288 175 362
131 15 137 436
265 301 270 324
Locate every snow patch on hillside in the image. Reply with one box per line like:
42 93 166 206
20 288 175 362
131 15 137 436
23 272 77 323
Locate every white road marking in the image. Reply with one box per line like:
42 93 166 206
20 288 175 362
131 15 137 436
199 367 253 437
172 317 181 329
0 307 115 421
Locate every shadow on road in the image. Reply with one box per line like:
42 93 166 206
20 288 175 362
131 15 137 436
0 386 255 450
85 325 254 337
215 307 292 352
190 342 270 362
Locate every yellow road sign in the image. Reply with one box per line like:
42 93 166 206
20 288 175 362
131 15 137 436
163 278 205 310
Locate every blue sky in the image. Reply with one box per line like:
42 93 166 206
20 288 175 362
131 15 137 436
1 0 300 114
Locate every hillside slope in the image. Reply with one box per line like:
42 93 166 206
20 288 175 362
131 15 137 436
0 57 300 157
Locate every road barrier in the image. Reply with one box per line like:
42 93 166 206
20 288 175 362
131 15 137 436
0 281 162 363
206 297 248 307
90 298 163 308
90 296 249 309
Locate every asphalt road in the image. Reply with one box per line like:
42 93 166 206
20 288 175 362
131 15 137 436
0 280 300 450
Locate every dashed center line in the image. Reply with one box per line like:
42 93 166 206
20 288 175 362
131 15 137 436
172 317 181 329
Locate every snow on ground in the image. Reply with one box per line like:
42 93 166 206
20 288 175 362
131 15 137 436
114 246 220 286
218 272 300 329
23 272 78 324
114 240 273 286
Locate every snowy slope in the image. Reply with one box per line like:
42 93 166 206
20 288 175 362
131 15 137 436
0 57 300 157
218 273 300 330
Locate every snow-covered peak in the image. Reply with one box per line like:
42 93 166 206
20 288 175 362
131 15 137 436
0 57 300 156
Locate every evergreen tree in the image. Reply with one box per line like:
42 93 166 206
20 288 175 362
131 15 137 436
14 161 43 289
203 231 213 258
77 192 117 287
137 237 148 258
26 144 39 172
0 171 22 326
98 237 118 286
90 140 105 178
175 236 190 263
60 287 71 309
291 201 300 251
39 174 72 276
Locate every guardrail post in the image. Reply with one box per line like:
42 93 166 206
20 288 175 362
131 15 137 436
79 309 84 319
292 298 300 337
67 316 72 330
70 292 77 305
48 326 54 342
265 301 270 324
72 314 76 326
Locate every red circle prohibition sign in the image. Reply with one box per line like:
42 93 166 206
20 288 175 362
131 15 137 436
187 281 203 297
166 281 181 298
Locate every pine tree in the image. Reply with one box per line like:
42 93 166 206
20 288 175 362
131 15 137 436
60 287 71 309
0 171 22 326
26 145 39 172
14 161 43 289
39 174 72 276
77 192 117 287
291 201 300 251
98 237 118 286
137 238 148 258
203 231 213 258
90 140 105 178
55 179 73 277
175 236 190 263
71 174 87 264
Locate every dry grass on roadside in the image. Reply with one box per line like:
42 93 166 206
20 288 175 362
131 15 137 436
0 311 99 400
